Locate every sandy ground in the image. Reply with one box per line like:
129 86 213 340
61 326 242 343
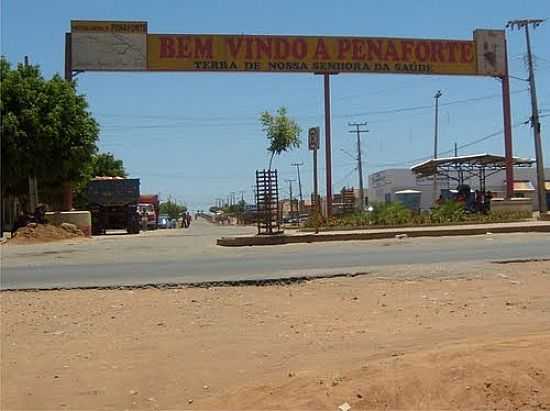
1 260 550 410
7 223 87 245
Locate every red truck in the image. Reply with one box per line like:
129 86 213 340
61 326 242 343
138 194 159 230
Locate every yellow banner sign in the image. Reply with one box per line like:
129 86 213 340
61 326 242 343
71 20 147 34
148 34 479 75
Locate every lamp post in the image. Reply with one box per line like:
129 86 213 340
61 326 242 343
433 90 443 203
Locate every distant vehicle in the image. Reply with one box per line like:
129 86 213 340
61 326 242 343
138 203 157 229
86 177 141 235
158 214 176 229
282 215 299 225
139 194 159 229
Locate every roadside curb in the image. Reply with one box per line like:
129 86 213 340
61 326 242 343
217 223 550 247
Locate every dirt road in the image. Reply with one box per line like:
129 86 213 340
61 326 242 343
2 260 550 410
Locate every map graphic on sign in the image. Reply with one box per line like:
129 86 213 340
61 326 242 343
70 21 148 71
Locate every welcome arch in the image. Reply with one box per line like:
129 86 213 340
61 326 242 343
66 20 514 215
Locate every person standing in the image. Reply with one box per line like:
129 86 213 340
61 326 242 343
186 212 192 228
474 190 483 213
181 212 187 228
484 191 493 213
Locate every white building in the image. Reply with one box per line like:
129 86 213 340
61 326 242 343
368 166 550 211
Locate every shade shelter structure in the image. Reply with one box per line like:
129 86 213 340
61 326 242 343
411 154 534 193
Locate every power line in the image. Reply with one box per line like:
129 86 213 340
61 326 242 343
334 167 359 188
95 89 529 126
376 120 528 168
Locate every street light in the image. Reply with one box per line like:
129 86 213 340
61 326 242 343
433 90 443 203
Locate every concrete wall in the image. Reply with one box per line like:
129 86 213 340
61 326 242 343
491 198 533 213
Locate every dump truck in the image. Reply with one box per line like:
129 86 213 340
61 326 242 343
86 177 141 235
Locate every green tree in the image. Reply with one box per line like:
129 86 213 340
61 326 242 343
260 107 302 169
223 199 246 215
89 152 127 178
1 57 99 198
159 199 187 220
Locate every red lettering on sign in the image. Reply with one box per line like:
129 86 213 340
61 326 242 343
244 37 255 59
431 42 445 63
461 43 473 63
352 39 365 60
194 38 213 59
159 37 175 58
384 40 399 61
176 37 192 58
313 39 330 60
415 42 430 62
225 37 243 58
337 39 351 59
400 40 414 61
274 38 290 59
257 37 272 59
292 38 307 59
447 42 460 63
366 39 383 60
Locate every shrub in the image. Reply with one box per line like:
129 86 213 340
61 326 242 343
430 201 466 224
302 201 532 229
371 202 412 225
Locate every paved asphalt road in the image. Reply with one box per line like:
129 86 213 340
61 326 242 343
2 219 549 290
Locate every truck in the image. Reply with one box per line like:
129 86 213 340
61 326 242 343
138 194 159 230
86 177 141 235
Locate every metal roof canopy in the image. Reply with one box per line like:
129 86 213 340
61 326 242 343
411 153 534 192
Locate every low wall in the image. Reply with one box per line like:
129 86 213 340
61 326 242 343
45 211 92 236
490 198 533 213
217 222 550 247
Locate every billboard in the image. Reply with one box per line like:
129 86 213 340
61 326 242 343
474 29 506 76
69 21 506 77
147 34 480 75
71 20 147 71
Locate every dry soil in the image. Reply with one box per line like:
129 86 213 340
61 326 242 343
1 261 550 410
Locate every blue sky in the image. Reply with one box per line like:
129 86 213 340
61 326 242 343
2 0 549 210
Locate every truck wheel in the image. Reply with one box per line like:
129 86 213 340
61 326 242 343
127 224 140 235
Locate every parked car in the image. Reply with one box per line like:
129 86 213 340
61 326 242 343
158 214 170 229
158 214 177 229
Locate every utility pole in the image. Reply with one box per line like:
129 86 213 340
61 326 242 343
24 56 39 213
433 90 443 203
507 19 547 213
64 34 75 210
323 74 333 217
286 179 296 219
239 190 246 203
348 122 368 211
251 185 257 205
291 162 304 216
